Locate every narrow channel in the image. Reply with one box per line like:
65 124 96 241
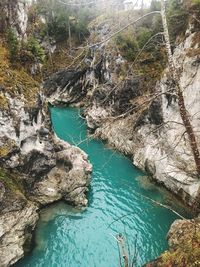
16 107 187 267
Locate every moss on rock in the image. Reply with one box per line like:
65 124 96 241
0 167 26 199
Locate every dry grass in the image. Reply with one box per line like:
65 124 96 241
0 41 39 107
158 220 200 267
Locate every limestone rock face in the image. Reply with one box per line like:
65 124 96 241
43 32 200 208
0 201 38 267
43 69 88 105
86 106 110 130
0 92 92 265
0 0 29 39
84 32 200 208
31 139 92 206
0 88 92 266
131 33 200 207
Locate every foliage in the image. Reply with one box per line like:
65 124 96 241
115 33 139 61
151 15 163 34
192 0 200 5
6 29 19 61
26 36 45 63
36 0 92 43
0 42 39 107
46 9 69 42
27 3 47 39
150 0 161 11
71 9 91 42
167 0 189 41
137 27 153 49
158 223 200 267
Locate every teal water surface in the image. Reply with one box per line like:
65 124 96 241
16 107 186 267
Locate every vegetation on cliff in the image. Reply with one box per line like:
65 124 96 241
0 168 25 197
0 0 200 266
0 41 39 107
147 219 200 267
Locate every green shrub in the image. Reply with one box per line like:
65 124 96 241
115 34 139 61
26 37 45 63
47 12 68 42
167 0 189 40
70 10 90 43
152 15 162 34
6 29 19 61
150 0 161 11
192 0 200 5
137 27 153 49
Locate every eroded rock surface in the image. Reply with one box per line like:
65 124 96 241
0 202 38 267
0 81 92 266
31 139 92 206
0 0 29 39
0 167 39 267
84 32 200 209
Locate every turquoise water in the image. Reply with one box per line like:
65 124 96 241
16 107 186 267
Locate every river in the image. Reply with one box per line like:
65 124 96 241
16 107 187 267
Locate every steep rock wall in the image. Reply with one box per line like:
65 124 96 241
0 89 92 266
0 44 92 266
132 33 200 207
85 32 200 209
0 0 29 39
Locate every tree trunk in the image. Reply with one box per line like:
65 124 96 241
117 234 129 267
160 0 200 176
68 19 72 53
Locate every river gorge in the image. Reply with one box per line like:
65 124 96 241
1 1 200 266
15 107 187 267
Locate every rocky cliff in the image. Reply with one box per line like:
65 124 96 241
86 30 200 210
42 27 200 266
0 0 29 39
0 37 92 267
0 1 94 265
45 27 200 210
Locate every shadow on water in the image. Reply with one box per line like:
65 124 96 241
15 107 190 267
